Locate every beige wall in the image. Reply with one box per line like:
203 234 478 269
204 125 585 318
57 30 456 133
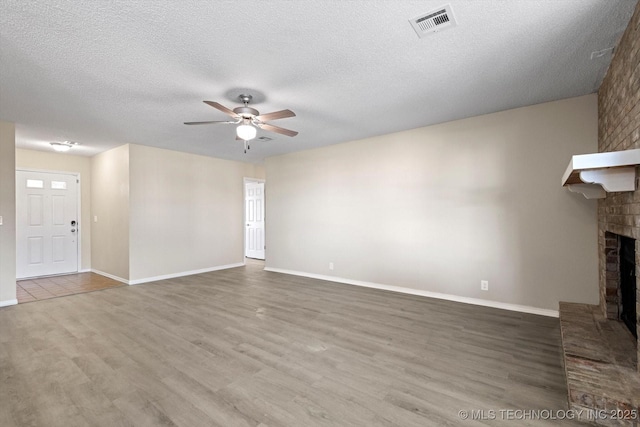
16 149 92 270
90 143 263 282
265 94 599 311
91 144 130 280
128 144 261 281
0 121 16 304
253 164 266 180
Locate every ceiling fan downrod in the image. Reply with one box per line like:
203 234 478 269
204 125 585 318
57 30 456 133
239 94 252 106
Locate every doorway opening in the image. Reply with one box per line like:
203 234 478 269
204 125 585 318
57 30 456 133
244 178 265 261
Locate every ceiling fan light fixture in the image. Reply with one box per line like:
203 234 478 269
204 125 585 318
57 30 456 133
186 94 297 151
50 141 77 152
236 124 256 141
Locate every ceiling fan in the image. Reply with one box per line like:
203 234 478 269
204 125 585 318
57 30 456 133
184 94 298 152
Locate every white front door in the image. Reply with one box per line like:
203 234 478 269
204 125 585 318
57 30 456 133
245 181 265 260
16 170 79 279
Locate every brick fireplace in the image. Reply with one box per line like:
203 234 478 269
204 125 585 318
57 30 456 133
557 3 640 423
597 0 640 373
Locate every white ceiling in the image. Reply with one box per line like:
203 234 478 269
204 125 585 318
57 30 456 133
1 1 637 163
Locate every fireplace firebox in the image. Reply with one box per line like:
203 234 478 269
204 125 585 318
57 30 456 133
619 235 637 338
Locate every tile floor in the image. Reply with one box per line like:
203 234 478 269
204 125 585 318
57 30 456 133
16 272 124 303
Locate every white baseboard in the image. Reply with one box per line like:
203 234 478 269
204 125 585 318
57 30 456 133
78 269 91 273
91 269 130 285
128 262 245 285
0 299 18 308
264 268 559 318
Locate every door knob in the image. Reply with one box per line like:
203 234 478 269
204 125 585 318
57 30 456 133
71 229 76 233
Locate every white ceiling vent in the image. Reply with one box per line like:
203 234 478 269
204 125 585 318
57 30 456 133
409 4 457 38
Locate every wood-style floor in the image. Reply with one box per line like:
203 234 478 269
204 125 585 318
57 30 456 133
16 272 124 303
0 261 587 426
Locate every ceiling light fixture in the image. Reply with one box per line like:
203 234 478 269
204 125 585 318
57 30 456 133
236 122 257 141
185 93 297 154
50 141 78 152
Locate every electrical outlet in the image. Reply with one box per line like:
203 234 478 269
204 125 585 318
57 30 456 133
481 280 489 291
329 262 334 270
94 215 98 222
0 215 3 225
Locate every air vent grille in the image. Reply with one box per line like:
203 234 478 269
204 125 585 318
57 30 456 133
410 4 457 38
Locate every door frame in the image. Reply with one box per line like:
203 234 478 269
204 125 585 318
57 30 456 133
16 168 83 276
243 177 265 263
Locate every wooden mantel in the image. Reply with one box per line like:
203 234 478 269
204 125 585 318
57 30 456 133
562 149 640 199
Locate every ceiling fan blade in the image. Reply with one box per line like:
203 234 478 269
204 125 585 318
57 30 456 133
257 123 298 137
203 101 240 118
184 120 233 125
255 109 296 122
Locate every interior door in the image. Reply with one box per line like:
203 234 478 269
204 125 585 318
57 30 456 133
245 181 265 260
16 170 79 278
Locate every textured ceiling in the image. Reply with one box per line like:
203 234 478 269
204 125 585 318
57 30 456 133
0 1 637 163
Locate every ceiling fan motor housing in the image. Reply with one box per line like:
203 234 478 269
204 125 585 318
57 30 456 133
234 106 259 118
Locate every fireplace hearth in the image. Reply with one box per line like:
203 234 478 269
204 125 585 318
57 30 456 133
557 230 640 424
559 303 640 425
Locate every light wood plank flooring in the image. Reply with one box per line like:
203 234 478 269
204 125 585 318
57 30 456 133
0 261 587 426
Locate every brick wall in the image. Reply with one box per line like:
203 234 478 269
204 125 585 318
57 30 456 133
598 1 640 371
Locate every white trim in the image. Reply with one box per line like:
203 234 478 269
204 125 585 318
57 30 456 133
16 167 79 175
92 263 246 286
96 262 244 285
264 268 559 318
129 263 244 285
77 173 82 270
0 299 18 308
243 177 266 184
91 269 129 285
78 269 91 273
